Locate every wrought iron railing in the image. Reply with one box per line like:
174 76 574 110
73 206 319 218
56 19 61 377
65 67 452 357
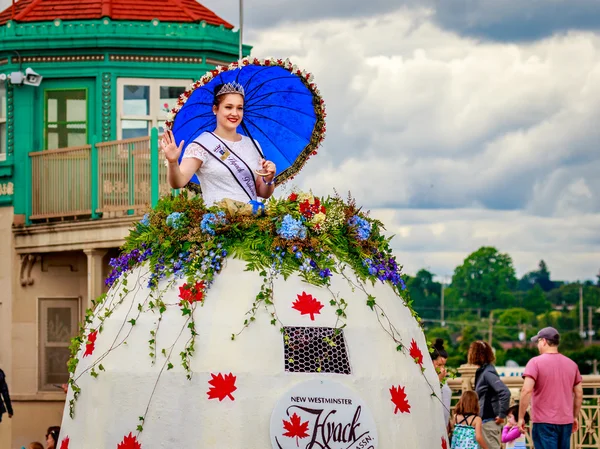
447 367 600 448
29 130 171 222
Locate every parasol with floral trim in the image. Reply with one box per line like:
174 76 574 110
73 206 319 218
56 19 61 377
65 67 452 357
166 57 326 186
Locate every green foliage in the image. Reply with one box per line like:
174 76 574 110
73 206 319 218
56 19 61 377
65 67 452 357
405 269 441 320
560 331 585 351
451 246 517 314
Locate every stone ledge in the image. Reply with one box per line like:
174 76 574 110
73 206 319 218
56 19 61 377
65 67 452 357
13 217 135 253
12 392 66 402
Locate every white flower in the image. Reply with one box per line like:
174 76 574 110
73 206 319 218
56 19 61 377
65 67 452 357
311 212 326 226
167 112 175 121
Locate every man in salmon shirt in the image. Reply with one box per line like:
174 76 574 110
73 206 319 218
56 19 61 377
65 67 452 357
518 327 583 449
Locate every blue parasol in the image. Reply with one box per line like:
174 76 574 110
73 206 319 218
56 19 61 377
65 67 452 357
166 58 326 186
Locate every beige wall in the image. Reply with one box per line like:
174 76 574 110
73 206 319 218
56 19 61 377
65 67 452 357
13 251 87 396
10 401 64 448
4 212 127 448
0 206 14 449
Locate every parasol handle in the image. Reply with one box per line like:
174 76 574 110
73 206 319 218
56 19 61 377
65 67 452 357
254 169 270 177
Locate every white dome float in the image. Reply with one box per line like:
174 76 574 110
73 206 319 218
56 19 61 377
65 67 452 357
59 192 448 448
59 59 448 448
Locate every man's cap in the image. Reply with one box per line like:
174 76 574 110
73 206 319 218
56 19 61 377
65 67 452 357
530 326 560 343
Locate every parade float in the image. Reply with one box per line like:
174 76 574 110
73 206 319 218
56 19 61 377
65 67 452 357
58 58 448 448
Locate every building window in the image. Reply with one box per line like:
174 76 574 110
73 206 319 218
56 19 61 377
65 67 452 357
117 78 191 139
38 298 80 391
283 327 352 374
0 83 6 161
44 89 88 150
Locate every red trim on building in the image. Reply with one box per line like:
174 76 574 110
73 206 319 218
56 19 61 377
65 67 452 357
0 0 233 27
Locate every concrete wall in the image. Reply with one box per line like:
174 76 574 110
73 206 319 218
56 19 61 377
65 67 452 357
0 206 13 449
5 233 116 448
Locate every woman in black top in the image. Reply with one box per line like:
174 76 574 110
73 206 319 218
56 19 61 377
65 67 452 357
467 341 511 449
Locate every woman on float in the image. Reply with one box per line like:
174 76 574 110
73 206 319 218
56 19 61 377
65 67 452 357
161 82 277 206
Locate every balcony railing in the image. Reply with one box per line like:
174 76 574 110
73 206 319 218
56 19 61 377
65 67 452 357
29 130 171 222
447 365 600 448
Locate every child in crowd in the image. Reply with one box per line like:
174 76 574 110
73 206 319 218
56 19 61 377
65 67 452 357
29 443 44 449
502 405 529 448
450 390 489 449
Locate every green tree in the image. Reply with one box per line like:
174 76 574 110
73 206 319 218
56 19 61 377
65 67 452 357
424 327 454 349
524 284 552 314
405 269 441 320
560 331 584 351
451 247 517 314
517 260 553 292
547 283 600 308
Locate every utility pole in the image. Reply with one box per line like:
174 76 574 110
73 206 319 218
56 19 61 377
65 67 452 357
440 281 445 327
488 311 494 345
579 285 585 338
588 306 594 344
238 0 244 59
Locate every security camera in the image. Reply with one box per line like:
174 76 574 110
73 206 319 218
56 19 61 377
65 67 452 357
9 71 24 85
23 67 43 87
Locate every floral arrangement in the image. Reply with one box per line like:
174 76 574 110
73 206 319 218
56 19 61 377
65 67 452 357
109 190 406 293
163 57 327 186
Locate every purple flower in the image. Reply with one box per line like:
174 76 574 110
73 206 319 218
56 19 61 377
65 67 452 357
319 268 332 278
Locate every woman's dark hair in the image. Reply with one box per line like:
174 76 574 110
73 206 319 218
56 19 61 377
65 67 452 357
468 340 495 366
507 404 529 425
430 338 448 361
46 426 60 444
455 390 480 416
212 83 244 107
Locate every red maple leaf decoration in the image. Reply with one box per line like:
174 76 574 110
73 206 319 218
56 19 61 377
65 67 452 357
282 413 310 447
60 436 70 449
441 437 448 449
292 292 324 321
178 281 205 305
207 373 237 401
409 339 423 367
83 330 98 357
390 385 411 414
117 433 142 449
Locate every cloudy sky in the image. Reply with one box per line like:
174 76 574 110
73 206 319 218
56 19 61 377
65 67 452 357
196 0 600 282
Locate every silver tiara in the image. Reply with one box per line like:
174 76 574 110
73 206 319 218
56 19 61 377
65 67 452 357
216 82 245 97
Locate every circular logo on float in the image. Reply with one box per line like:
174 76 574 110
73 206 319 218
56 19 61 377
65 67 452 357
270 379 378 449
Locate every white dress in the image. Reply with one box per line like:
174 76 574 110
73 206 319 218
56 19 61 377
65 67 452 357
182 134 264 206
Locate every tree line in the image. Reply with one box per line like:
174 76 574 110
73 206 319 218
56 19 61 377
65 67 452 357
402 246 600 373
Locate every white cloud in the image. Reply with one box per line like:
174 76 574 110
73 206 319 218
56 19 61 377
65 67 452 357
248 10 600 281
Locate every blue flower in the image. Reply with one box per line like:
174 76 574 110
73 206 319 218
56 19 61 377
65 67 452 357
200 212 227 235
348 215 372 241
140 213 150 226
166 212 184 229
277 214 307 240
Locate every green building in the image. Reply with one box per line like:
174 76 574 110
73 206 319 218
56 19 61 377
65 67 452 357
0 0 248 445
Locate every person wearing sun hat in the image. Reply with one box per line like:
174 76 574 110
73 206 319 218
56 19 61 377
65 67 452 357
518 327 583 449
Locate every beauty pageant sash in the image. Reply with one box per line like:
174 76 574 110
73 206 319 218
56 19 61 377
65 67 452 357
194 132 257 201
